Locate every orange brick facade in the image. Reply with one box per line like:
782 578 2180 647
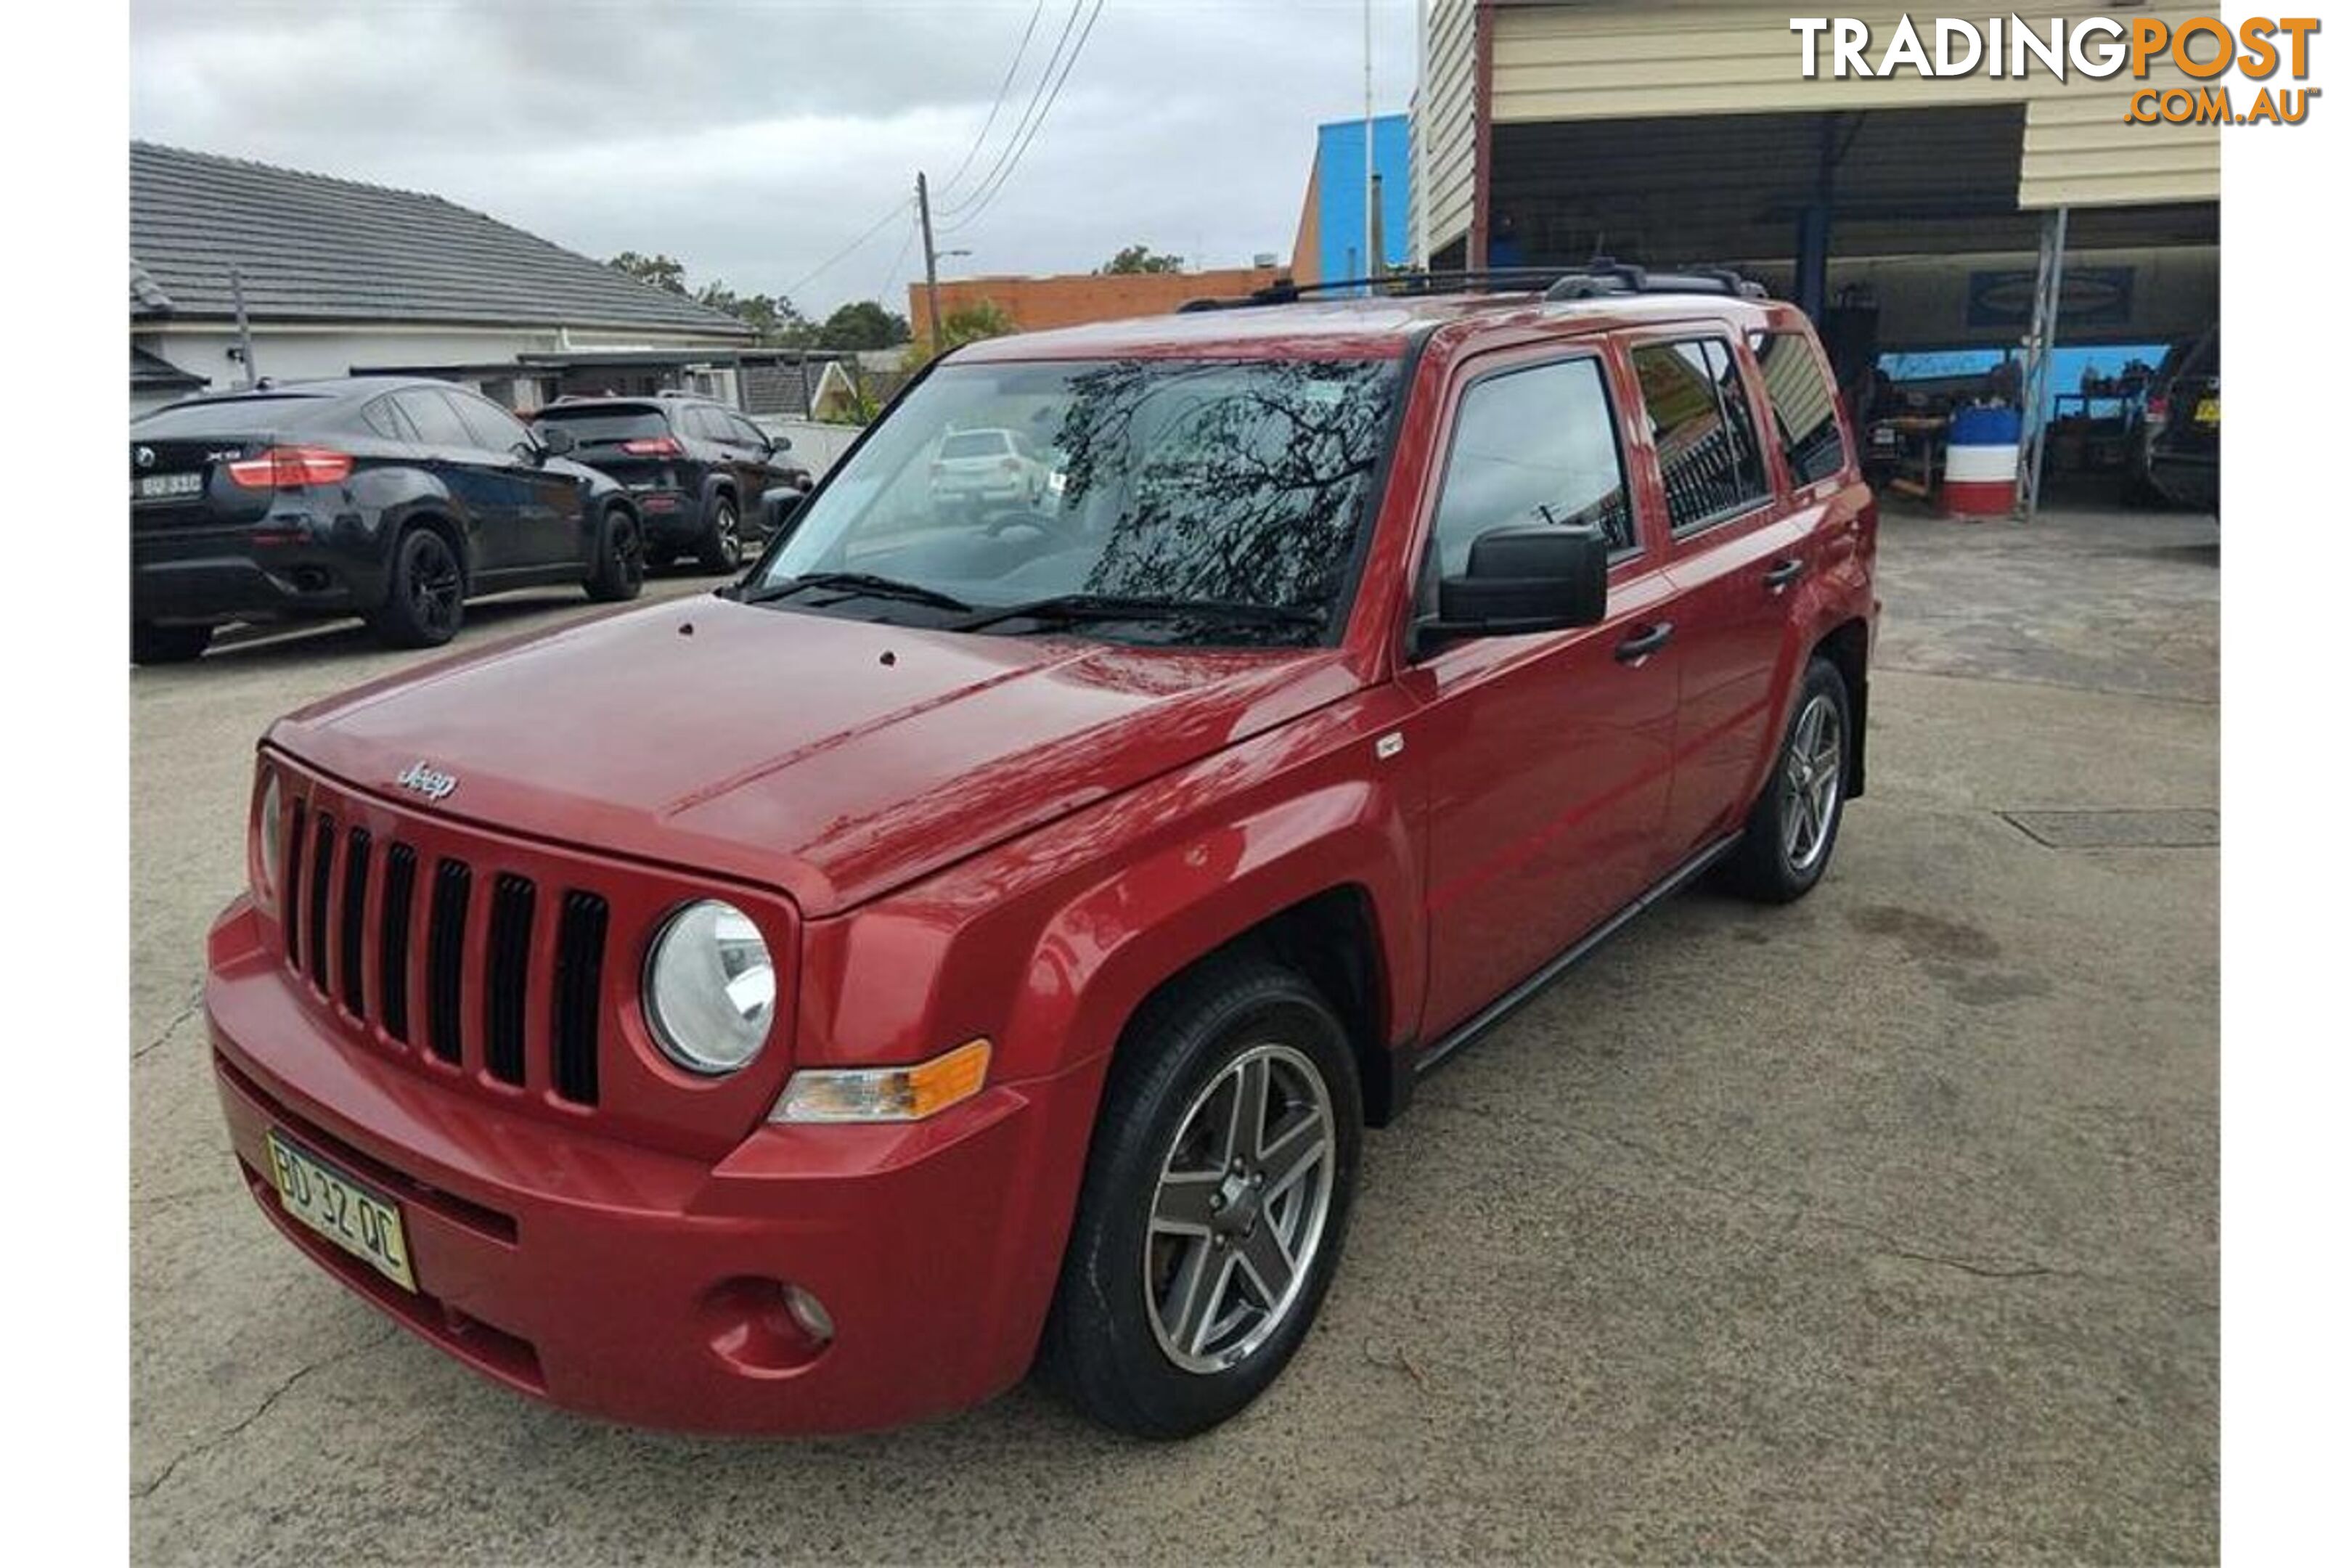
907 265 1289 341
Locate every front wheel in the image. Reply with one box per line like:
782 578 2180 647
1040 956 1360 1438
1723 656 1851 902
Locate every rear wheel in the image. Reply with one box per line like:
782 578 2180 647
696 498 743 573
1723 656 1850 902
584 505 645 603
1040 956 1360 1438
371 526 465 649
131 621 212 665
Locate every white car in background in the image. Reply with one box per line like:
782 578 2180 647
928 426 1053 513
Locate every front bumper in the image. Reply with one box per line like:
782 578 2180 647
205 898 1103 1434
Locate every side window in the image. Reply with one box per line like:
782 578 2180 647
1631 338 1771 534
1747 330 1850 486
685 406 727 442
1427 356 1636 582
359 396 418 443
728 413 770 448
392 388 475 449
448 391 532 454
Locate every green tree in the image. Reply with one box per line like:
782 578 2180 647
907 300 1017 367
816 300 912 351
606 251 690 295
1098 244 1184 275
695 280 812 346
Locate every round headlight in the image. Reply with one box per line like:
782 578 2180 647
644 900 775 1074
256 770 284 903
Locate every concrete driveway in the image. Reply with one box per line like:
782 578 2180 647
131 512 2218 1564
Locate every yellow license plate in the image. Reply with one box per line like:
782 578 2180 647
2194 397 2220 425
266 1131 417 1292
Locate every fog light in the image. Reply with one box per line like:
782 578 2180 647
701 1277 831 1375
785 1286 834 1346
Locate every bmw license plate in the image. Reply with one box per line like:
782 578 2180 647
133 471 203 500
2193 396 2220 426
265 1131 417 1291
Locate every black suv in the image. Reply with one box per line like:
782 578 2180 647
2128 324 2219 513
130 377 645 664
530 395 809 572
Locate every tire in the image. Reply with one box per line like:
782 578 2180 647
1039 955 1361 1439
584 505 645 603
369 526 465 649
131 621 212 665
696 497 743 573
1723 656 1852 903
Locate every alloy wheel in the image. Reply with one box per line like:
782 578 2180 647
411 535 462 637
1144 1043 1336 1373
1781 692 1844 873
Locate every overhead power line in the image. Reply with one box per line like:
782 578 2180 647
935 0 1048 205
938 0 1103 229
781 196 916 301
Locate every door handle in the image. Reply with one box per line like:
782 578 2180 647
1763 558 1807 590
1614 621 1675 663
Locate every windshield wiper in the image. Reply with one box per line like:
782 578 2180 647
738 572 973 613
952 594 1325 634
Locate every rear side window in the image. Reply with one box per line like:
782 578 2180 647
1747 331 1850 486
1427 356 1635 579
392 389 475 449
1631 339 1770 534
360 396 420 443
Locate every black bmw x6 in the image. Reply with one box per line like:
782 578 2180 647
130 376 645 664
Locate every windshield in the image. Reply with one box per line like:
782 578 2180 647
753 356 1401 645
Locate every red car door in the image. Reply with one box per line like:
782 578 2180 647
1622 332 1806 859
1396 343 1681 1040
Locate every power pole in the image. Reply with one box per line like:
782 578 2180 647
917 171 942 351
1363 0 1376 290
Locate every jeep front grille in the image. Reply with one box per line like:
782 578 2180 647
279 785 604 1108
257 756 797 1154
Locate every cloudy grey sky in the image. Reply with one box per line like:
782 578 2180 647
130 0 1420 318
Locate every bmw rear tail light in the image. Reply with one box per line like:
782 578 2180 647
225 446 355 489
2144 393 2171 430
621 436 685 457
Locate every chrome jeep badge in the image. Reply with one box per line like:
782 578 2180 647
395 761 459 802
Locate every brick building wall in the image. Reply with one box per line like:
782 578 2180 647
908 264 1288 340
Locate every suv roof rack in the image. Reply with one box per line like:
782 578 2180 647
1175 259 1767 313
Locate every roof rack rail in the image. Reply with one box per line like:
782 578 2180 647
1174 261 1766 313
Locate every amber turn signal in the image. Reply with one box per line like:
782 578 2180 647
769 1038 992 1124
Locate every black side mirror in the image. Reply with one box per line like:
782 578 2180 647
1420 524 1609 651
536 425 576 458
767 432 792 453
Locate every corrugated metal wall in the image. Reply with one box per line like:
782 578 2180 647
1418 0 1480 258
1419 2 2221 251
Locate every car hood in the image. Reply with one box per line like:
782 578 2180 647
269 597 1361 916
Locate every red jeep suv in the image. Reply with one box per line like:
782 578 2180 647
205 265 1877 1439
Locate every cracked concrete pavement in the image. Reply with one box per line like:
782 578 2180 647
131 509 2217 1563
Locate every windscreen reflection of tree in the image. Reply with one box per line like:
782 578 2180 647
1050 361 1395 618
